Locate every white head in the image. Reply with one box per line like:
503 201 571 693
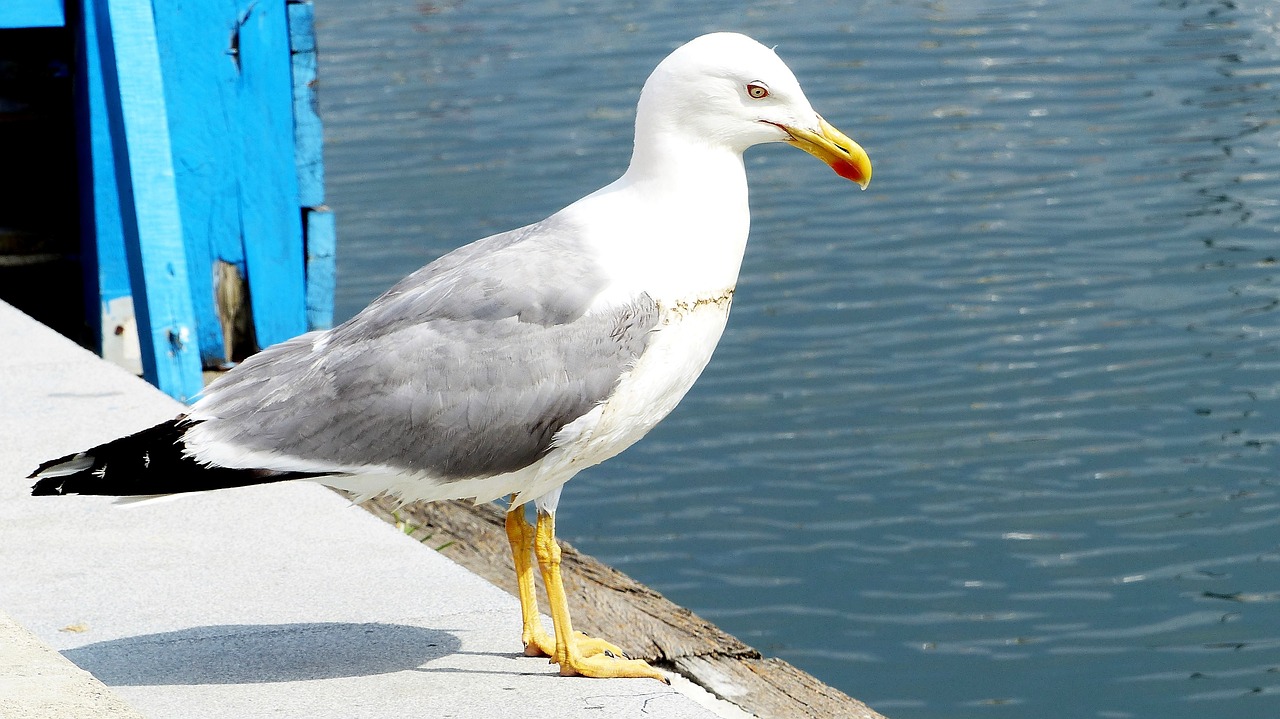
633 32 871 188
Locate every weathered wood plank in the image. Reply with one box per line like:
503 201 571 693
92 0 203 401
153 0 310 362
149 0 246 366
233 0 308 349
674 655 886 719
359 496 887 719
151 0 307 364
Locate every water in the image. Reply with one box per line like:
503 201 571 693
313 1 1280 716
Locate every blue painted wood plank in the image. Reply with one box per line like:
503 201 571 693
288 0 325 208
73 0 133 363
304 207 335 330
92 0 203 402
152 0 307 359
0 0 65 28
77 0 146 375
150 0 247 365
235 0 308 348
288 0 335 331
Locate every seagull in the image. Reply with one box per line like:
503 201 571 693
28 32 871 682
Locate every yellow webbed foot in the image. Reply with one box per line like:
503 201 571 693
556 645 669 682
533 508 668 683
509 501 668 683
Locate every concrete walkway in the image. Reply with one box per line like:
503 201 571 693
0 299 730 718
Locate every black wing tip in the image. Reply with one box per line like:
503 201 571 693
31 475 71 496
25 417 328 498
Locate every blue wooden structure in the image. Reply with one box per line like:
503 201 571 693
1 0 334 403
0 1 65 28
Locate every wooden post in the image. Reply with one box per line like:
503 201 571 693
223 0 309 349
85 0 203 402
75 0 141 377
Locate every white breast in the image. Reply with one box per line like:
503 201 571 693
592 291 733 452
509 291 734 505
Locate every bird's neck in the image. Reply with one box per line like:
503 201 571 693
569 134 752 302
621 132 750 204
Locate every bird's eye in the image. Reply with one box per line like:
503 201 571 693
746 82 770 99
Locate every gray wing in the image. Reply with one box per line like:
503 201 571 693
190 220 660 480
347 218 609 333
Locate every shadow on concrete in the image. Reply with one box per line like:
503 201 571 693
62 622 461 685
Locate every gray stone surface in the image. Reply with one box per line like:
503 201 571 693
0 300 726 718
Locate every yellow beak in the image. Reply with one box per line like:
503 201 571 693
779 115 872 189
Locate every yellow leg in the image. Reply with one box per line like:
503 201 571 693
504 500 555 656
505 500 630 660
533 508 669 683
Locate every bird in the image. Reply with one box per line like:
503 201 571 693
28 32 871 682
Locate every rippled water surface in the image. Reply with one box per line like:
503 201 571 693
314 1 1280 716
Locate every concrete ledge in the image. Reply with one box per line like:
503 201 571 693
0 299 728 718
0 610 144 719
